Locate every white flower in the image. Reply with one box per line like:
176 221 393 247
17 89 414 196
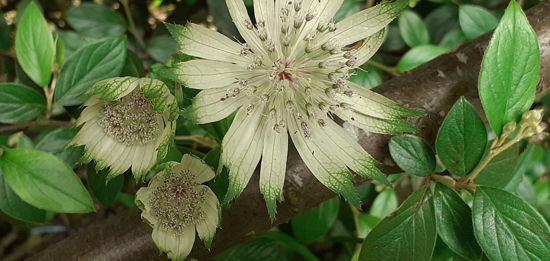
165 0 421 219
136 154 220 261
71 77 178 180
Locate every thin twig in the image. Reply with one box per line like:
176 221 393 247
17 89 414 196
120 0 147 50
0 49 15 59
366 60 402 77
0 120 73 134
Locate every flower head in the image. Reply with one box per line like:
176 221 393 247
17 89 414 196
164 0 421 219
136 154 220 260
71 77 178 180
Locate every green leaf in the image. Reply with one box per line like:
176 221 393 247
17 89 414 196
382 25 405 51
439 29 467 50
34 128 84 167
349 66 382 89
535 180 550 208
434 184 482 260
147 35 178 63
56 30 96 59
369 189 398 219
54 37 127 106
357 214 381 238
0 149 94 213
476 144 519 188
15 2 54 87
389 134 436 177
120 50 144 77
436 98 487 176
360 189 436 261
473 186 550 260
55 37 65 67
215 231 319 261
334 0 361 22
398 10 430 47
65 3 127 38
459 5 498 40
397 45 448 72
88 164 124 207
0 83 46 124
504 143 539 192
291 197 340 243
0 170 46 223
478 0 539 136
425 5 460 44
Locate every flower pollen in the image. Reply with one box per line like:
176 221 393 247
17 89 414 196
151 169 207 234
99 91 160 145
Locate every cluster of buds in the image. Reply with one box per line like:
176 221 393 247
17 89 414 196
500 109 546 143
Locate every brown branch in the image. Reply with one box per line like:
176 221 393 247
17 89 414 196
0 120 73 134
27 1 550 260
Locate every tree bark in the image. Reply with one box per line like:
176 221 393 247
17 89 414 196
28 1 550 260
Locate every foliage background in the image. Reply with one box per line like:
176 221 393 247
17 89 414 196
0 0 549 260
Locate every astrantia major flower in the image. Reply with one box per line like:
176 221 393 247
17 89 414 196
71 77 178 180
136 154 220 260
165 0 422 219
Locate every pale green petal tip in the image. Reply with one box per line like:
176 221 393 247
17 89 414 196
264 196 278 222
385 120 418 134
165 22 191 47
222 179 245 205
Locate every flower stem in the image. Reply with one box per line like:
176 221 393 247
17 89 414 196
462 134 524 185
120 0 147 50
366 60 402 77
44 72 58 119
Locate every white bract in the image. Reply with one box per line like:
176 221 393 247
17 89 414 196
136 154 220 261
71 77 178 180
165 0 420 219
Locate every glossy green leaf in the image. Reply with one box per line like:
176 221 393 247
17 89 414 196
15 2 54 86
476 144 519 188
120 50 144 77
0 149 94 213
369 189 398 219
215 231 319 261
360 189 436 260
459 5 498 40
503 143 539 193
54 37 126 105
0 170 46 223
65 3 127 38
439 29 467 50
479 0 539 135
147 35 178 63
34 128 84 167
425 5 460 44
436 98 487 176
434 184 482 260
389 134 436 177
397 45 448 72
291 197 340 243
88 164 124 207
56 30 95 59
349 66 382 89
473 186 550 260
357 214 381 238
55 37 65 67
0 83 46 124
399 10 430 47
